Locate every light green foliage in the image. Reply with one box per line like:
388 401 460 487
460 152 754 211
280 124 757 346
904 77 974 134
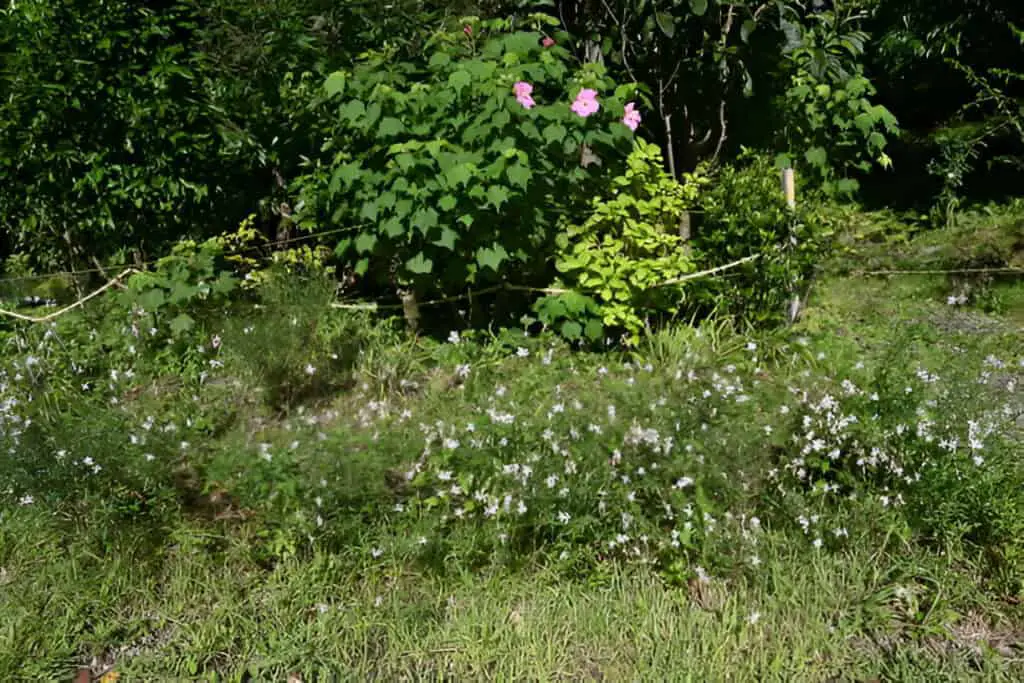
294 16 636 297
543 139 705 345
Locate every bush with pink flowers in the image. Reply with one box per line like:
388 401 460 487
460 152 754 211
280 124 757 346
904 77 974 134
292 17 646 311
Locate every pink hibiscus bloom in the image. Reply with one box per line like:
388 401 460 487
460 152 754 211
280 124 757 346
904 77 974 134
622 102 641 131
513 81 535 109
542 36 556 47
463 25 472 36
571 88 600 118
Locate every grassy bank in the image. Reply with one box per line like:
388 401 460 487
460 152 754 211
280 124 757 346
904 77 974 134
1 208 1022 681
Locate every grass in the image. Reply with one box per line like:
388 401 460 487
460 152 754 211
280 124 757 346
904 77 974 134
1 205 1023 681
4 509 1022 681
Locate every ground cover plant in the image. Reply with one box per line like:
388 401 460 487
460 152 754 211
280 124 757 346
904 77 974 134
0 212 1022 678
3 1 1024 681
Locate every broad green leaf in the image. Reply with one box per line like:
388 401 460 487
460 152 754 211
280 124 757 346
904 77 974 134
138 289 165 311
854 112 875 133
804 146 828 167
465 60 497 80
434 226 458 250
359 202 378 221
381 217 404 238
406 253 433 274
355 232 378 254
690 0 708 16
476 243 509 272
584 319 603 341
448 70 472 93
364 102 382 128
354 258 370 276
429 52 451 68
438 195 458 212
395 153 416 171
543 123 567 145
506 163 532 189
561 320 583 340
445 164 474 188
331 162 362 192
324 71 346 97
519 121 542 141
655 12 675 38
211 272 236 295
169 313 195 336
774 153 792 169
339 100 365 122
395 199 413 217
378 117 405 137
486 185 510 209
502 32 542 56
413 208 439 234
835 178 860 194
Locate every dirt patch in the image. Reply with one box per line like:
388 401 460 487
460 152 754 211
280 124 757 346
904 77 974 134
922 309 1011 335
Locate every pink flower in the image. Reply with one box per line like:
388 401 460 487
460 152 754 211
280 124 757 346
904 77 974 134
622 102 641 131
542 37 556 48
571 88 600 118
463 25 473 36
513 81 535 109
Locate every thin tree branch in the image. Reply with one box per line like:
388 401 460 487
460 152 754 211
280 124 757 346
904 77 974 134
659 78 677 178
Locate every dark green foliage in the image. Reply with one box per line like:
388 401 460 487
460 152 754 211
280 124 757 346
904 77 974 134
0 0 452 272
861 0 1024 209
689 151 835 325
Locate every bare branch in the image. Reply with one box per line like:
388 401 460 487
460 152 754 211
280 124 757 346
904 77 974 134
721 3 736 45
709 100 728 166
659 78 677 178
599 0 638 83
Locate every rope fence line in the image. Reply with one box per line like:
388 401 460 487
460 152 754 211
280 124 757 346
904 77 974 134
4 247 1016 324
851 266 1024 277
330 254 764 311
0 251 766 321
0 223 370 285
0 269 140 323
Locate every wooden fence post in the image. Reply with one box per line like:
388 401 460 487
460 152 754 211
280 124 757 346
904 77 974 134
781 167 796 209
780 166 801 324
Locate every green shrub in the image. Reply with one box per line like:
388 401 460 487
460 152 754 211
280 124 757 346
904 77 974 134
537 139 707 346
221 270 377 411
690 151 835 325
776 9 899 196
0 1 234 269
293 16 638 302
